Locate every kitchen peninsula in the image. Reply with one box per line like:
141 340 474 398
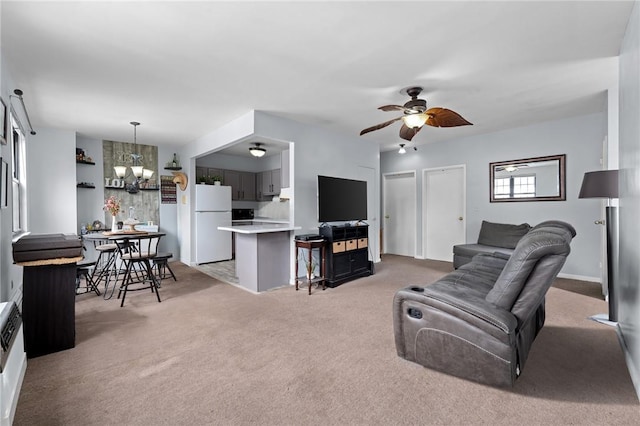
218 222 301 293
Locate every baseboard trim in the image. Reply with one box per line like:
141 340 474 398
557 272 600 283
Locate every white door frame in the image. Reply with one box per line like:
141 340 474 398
421 164 466 260
383 171 417 257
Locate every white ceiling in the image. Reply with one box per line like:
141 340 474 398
1 1 634 155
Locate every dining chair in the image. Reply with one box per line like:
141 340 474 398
152 252 177 287
76 259 101 296
114 234 162 307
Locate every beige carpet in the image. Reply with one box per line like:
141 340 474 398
14 255 639 425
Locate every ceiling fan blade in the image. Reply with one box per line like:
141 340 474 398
378 105 409 112
399 124 422 141
425 108 473 127
360 116 403 136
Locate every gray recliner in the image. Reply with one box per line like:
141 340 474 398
393 220 576 387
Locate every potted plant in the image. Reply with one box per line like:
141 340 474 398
198 176 208 185
212 175 223 186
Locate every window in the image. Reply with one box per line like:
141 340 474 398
493 175 536 199
512 175 536 198
494 177 511 199
11 115 27 234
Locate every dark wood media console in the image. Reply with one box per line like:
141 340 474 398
319 224 372 287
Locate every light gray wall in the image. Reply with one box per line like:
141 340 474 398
0 49 20 304
27 128 78 234
76 136 105 234
381 112 605 280
618 0 640 398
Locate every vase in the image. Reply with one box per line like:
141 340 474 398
111 215 117 232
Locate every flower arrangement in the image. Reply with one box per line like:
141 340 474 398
104 195 121 216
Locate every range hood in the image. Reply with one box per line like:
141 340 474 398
278 187 292 201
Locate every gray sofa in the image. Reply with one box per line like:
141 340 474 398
453 220 531 269
393 220 576 387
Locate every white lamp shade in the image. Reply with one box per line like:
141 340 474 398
131 165 144 178
249 147 266 157
402 113 428 129
143 169 154 180
114 166 127 178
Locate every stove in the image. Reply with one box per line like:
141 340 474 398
232 208 254 220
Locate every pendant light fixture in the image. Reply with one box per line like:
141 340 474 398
398 143 406 154
113 121 154 193
249 143 266 158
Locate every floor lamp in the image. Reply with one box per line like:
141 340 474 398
578 169 619 324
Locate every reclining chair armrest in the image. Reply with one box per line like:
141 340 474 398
395 285 517 342
421 287 517 335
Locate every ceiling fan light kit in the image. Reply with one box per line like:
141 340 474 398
398 144 406 154
249 143 266 158
360 86 473 142
402 113 428 129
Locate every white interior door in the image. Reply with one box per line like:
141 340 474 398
424 166 465 262
383 172 416 257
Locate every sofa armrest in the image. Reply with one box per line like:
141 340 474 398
422 286 516 334
394 285 517 342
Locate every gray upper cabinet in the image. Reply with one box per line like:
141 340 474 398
258 169 281 200
196 167 207 182
196 167 224 184
225 170 256 201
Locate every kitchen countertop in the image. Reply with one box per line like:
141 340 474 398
219 223 301 234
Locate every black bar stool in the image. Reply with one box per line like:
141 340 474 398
152 252 177 287
113 233 164 307
76 259 101 296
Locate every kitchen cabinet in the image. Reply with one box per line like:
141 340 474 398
258 169 281 200
225 170 256 201
196 167 224 184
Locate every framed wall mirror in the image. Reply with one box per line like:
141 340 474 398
490 154 566 202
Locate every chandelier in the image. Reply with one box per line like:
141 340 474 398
113 121 154 193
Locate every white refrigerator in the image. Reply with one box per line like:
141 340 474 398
195 185 232 264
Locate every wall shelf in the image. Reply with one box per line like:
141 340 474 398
164 166 182 171
76 160 95 165
104 186 159 191
77 183 95 189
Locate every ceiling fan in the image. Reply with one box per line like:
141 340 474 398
360 86 473 141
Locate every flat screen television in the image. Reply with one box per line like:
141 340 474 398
318 175 367 223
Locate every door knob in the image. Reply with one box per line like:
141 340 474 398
458 217 463 221
384 215 390 219
594 219 605 225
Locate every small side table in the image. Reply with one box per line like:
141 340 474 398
295 239 328 295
